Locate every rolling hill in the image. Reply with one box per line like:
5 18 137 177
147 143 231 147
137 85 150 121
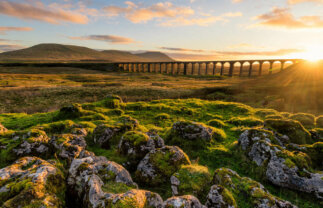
0 44 174 62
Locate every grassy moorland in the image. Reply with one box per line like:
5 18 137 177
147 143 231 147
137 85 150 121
0 96 322 207
0 61 322 116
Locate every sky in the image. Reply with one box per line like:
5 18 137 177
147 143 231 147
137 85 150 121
0 0 323 60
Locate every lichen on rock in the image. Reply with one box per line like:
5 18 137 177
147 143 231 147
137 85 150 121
0 157 65 207
164 195 205 208
136 146 191 186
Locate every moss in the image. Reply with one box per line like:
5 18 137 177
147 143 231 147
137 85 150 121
212 128 227 142
255 109 279 118
228 117 263 127
284 158 296 168
43 120 75 134
80 113 108 121
102 181 133 194
265 119 312 144
265 115 284 120
102 95 123 109
78 121 96 129
116 115 139 131
207 119 227 128
316 116 323 128
107 109 124 116
302 142 323 169
121 131 149 146
290 113 315 129
57 103 84 119
173 164 211 199
281 112 292 118
154 113 171 120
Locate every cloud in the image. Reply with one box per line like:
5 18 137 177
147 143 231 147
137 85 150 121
0 44 24 53
69 35 136 44
288 0 323 4
0 26 33 34
252 7 323 29
160 46 303 57
232 0 243 3
0 1 89 24
159 47 206 53
103 1 241 26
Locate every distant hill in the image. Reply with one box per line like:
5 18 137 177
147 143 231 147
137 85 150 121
135 51 176 62
0 44 174 62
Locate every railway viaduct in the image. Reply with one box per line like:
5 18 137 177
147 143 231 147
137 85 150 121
116 59 303 77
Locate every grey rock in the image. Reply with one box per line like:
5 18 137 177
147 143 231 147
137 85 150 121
164 195 205 208
172 121 215 141
205 185 236 208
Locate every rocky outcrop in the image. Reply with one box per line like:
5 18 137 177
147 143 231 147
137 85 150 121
239 129 323 200
0 157 65 207
205 185 237 208
12 130 52 158
67 155 164 207
0 123 7 133
164 195 205 208
212 168 297 208
93 124 118 149
171 164 211 198
119 131 164 167
136 146 191 186
264 119 312 144
171 121 217 141
50 133 91 161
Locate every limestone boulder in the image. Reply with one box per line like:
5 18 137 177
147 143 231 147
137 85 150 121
119 131 164 167
163 195 205 208
136 146 191 186
0 157 65 207
212 168 297 208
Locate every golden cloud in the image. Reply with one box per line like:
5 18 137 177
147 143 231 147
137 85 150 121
0 27 33 34
253 7 323 29
103 1 241 26
69 35 136 44
0 1 89 24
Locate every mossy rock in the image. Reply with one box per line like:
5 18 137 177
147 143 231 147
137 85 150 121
136 146 191 186
311 128 323 141
205 185 237 208
212 168 296 207
228 116 264 127
154 113 171 120
0 157 65 207
102 94 123 109
316 116 323 128
116 115 140 131
57 103 84 119
265 115 284 120
265 119 312 145
207 119 227 128
255 109 279 118
171 164 211 199
290 113 315 129
281 112 292 118
303 142 323 169
42 120 75 134
80 113 108 121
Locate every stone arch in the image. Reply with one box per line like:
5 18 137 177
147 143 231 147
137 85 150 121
222 62 231 75
233 62 242 76
261 61 271 75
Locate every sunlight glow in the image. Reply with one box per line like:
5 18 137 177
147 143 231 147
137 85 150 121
299 46 323 62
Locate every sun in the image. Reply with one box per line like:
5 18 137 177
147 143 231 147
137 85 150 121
299 46 323 62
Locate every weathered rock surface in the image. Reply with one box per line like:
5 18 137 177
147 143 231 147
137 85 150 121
119 131 164 166
50 133 90 161
0 157 65 207
264 119 312 144
164 195 205 208
205 185 237 208
93 124 118 149
0 123 7 133
12 130 52 158
136 146 191 186
171 165 211 198
212 168 297 208
239 129 323 200
171 121 216 141
67 155 164 207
